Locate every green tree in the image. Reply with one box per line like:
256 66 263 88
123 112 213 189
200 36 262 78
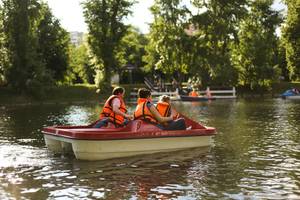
68 41 95 84
0 4 8 85
143 34 160 74
144 0 191 81
281 0 300 80
2 0 48 94
277 40 288 81
2 0 70 96
231 0 282 89
192 0 248 86
83 0 134 90
37 3 70 82
117 26 147 69
116 26 148 84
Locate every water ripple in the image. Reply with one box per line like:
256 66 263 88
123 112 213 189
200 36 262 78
0 100 299 199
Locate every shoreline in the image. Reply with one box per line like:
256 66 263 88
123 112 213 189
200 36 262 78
0 82 299 106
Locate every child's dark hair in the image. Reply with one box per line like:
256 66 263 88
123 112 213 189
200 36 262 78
138 88 151 98
112 87 125 95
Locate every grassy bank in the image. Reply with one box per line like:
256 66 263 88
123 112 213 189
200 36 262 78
0 84 146 105
0 84 100 105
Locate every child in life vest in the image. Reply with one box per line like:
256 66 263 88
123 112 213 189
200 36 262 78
94 87 133 128
156 95 172 117
156 95 182 127
157 95 185 130
134 88 186 130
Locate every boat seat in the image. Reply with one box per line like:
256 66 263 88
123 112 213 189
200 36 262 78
130 120 142 132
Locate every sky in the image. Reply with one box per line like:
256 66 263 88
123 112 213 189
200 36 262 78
45 0 286 34
45 0 153 33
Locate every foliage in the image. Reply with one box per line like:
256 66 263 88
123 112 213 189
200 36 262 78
144 0 250 86
143 34 160 73
231 0 282 89
68 41 95 84
281 0 300 80
191 0 248 86
117 26 148 69
37 3 70 82
277 40 288 81
144 0 286 89
0 4 8 85
0 0 295 94
2 0 48 95
83 0 134 91
116 26 148 84
144 0 191 82
1 0 70 97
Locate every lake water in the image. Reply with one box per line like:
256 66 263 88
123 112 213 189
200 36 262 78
0 99 299 199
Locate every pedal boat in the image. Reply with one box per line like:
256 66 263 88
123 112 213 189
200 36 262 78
281 89 300 100
42 115 216 161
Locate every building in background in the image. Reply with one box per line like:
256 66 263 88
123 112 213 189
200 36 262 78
70 31 84 46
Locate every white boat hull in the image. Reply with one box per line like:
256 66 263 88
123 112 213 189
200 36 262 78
44 134 213 161
285 95 300 100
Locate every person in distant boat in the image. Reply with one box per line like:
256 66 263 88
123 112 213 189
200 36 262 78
134 88 186 130
171 77 179 91
94 86 133 128
292 88 300 94
205 87 212 98
189 88 199 97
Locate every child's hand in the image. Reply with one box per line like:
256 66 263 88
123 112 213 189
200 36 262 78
125 114 133 120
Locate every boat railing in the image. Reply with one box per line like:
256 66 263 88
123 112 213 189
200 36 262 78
130 87 236 101
130 88 180 101
144 77 160 91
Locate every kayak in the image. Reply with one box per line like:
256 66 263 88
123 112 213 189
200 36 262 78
42 115 216 161
180 95 216 101
281 89 300 99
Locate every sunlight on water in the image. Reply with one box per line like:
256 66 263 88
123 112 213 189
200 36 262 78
0 143 51 168
61 106 94 125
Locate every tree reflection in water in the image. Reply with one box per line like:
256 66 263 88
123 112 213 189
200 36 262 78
69 147 211 200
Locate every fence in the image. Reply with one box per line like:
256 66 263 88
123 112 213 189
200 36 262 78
130 89 180 101
130 87 236 101
198 87 236 99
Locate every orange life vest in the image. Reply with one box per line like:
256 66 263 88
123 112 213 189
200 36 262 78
189 91 198 97
137 97 153 104
100 95 127 125
134 98 157 123
156 102 171 117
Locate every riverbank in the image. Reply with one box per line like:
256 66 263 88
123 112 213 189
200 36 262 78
237 82 300 98
0 85 101 106
0 82 299 106
0 84 145 106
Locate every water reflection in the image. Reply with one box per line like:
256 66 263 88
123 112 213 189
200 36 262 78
0 104 99 146
0 99 300 199
0 146 211 200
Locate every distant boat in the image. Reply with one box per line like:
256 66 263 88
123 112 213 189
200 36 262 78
180 95 216 101
281 89 300 100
